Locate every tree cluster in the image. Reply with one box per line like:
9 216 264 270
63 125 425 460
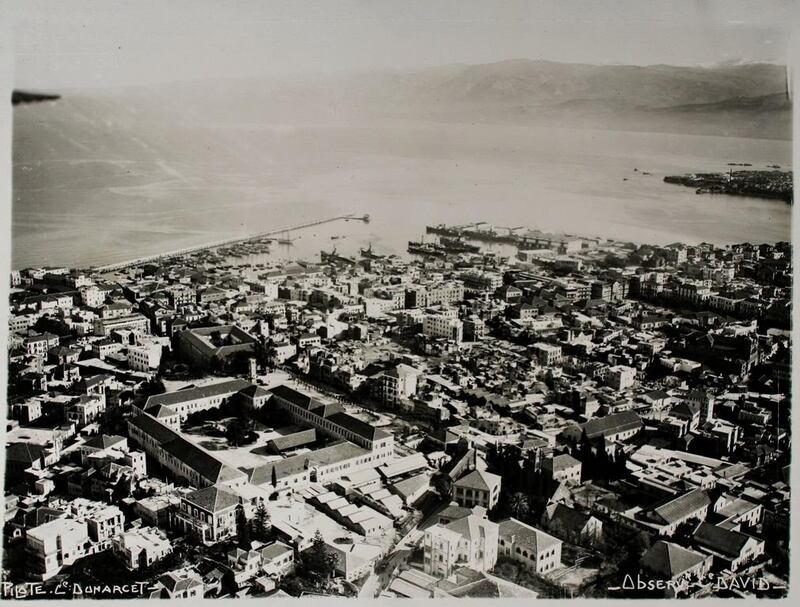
279 531 338 595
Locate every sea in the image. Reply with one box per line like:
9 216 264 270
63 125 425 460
12 119 791 270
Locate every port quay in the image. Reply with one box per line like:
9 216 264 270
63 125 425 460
92 213 370 272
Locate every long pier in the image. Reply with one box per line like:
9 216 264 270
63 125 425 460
93 213 369 273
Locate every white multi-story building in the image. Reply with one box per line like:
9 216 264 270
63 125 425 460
80 285 105 308
378 363 421 407
532 342 563 366
112 526 173 570
128 342 163 372
271 340 297 364
453 469 502 510
423 514 499 578
498 518 562 575
606 365 636 391
26 519 90 580
84 504 125 548
9 313 36 333
259 541 295 579
67 394 107 428
24 333 59 357
458 270 503 292
174 485 242 545
422 312 463 342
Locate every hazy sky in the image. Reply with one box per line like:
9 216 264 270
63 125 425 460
10 0 795 90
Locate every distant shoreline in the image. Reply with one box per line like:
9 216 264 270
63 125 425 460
663 170 793 204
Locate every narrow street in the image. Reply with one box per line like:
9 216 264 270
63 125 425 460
359 526 425 597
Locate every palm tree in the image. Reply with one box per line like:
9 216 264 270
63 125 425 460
509 492 530 519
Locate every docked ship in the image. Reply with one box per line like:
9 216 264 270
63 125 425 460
407 240 447 257
427 224 518 244
320 248 358 266
439 237 480 254
360 243 385 260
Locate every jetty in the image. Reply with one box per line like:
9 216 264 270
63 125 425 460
93 213 369 272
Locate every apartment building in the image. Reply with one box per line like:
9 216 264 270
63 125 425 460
606 365 637 391
128 342 163 372
112 526 173 570
376 363 421 407
80 285 105 308
259 541 295 579
406 282 464 309
24 333 60 357
422 313 463 342
26 518 90 580
84 504 125 548
458 270 503 292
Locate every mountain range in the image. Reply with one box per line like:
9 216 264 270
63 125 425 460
14 59 791 140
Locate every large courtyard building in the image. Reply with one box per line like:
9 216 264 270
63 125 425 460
177 325 258 368
136 379 269 428
268 385 394 460
127 413 248 488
